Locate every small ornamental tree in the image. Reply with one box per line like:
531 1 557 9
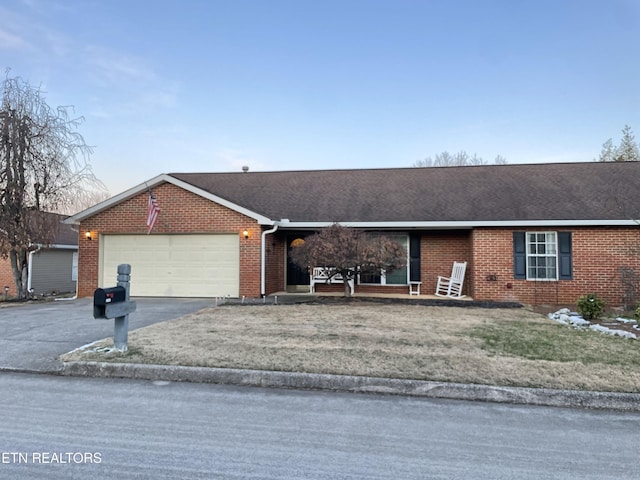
289 224 407 297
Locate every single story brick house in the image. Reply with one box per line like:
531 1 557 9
0 214 78 298
65 162 640 307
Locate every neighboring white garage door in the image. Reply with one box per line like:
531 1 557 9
101 234 239 297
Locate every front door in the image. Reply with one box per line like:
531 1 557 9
286 235 309 291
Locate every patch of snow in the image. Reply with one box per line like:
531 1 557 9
64 339 104 355
548 310 637 340
615 317 637 324
589 324 637 339
89 346 119 354
64 341 118 356
547 310 590 327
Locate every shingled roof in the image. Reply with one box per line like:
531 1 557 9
169 162 640 224
54 215 79 245
31 212 78 246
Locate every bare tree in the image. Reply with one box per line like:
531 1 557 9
493 154 508 164
597 125 640 162
289 224 407 297
414 151 507 167
617 125 640 162
62 187 110 216
0 72 105 298
597 138 617 162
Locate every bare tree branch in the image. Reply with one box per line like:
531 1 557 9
414 151 507 167
0 73 107 297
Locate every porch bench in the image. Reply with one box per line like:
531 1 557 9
310 267 354 295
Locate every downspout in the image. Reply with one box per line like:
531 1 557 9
27 245 42 295
261 222 280 297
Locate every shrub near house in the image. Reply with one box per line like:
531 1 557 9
576 294 606 320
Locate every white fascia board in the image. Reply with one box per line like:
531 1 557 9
63 174 169 224
31 243 78 249
477 220 640 227
276 219 640 229
64 174 275 225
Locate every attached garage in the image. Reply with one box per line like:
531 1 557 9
100 234 240 297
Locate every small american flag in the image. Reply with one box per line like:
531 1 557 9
146 189 160 234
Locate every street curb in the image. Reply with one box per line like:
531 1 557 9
60 361 640 412
0 366 62 375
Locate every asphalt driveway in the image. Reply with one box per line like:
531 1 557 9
0 297 213 373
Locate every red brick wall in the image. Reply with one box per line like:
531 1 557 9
0 258 16 297
78 182 263 298
264 232 285 295
420 231 473 297
472 227 640 308
471 228 522 303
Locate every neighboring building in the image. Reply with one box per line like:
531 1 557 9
0 214 78 297
65 162 640 307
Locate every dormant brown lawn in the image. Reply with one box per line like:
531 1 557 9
60 301 640 393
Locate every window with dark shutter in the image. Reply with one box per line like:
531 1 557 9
558 232 572 280
409 234 421 282
513 231 573 280
513 232 526 279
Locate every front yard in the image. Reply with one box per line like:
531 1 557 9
61 300 640 393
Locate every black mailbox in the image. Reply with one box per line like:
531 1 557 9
94 286 126 305
94 286 126 319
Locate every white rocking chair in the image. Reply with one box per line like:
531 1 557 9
435 261 467 298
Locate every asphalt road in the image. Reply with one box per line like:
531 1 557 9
0 297 213 372
1 372 638 480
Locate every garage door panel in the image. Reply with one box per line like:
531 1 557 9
101 234 239 297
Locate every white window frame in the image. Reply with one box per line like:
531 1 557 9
526 231 558 281
358 234 409 285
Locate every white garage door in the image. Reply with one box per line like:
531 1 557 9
101 234 239 297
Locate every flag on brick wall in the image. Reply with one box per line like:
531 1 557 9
146 189 160 234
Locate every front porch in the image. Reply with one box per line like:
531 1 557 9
277 230 474 302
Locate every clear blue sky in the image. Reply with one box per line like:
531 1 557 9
2 0 639 195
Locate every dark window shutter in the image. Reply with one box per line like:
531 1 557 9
558 232 572 280
513 232 526 279
409 234 421 282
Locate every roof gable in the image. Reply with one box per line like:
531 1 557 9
65 174 273 225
